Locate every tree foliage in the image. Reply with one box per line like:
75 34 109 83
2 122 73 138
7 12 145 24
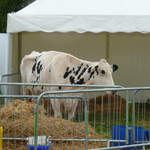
0 0 35 33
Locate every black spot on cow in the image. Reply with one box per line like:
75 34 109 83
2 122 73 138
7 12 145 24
37 61 43 74
64 67 72 79
95 65 99 75
72 67 76 74
89 70 95 80
75 63 83 76
77 67 88 79
76 78 85 84
70 76 75 84
32 63 36 73
32 57 38 73
88 67 92 73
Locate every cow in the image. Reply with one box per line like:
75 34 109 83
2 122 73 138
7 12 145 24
20 51 119 120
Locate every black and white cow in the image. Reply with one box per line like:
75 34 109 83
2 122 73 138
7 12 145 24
20 51 119 119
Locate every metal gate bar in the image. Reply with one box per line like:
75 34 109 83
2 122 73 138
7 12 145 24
0 82 150 149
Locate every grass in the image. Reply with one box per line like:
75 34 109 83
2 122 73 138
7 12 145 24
74 111 150 134
88 112 150 138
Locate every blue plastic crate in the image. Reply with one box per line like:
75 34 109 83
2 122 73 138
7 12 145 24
27 144 51 150
144 130 150 141
111 125 126 146
111 125 145 150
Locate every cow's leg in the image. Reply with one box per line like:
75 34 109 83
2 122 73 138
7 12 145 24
67 99 79 120
42 98 53 116
51 99 62 118
22 86 33 102
22 86 27 95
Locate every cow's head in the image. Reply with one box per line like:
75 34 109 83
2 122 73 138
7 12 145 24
88 59 118 86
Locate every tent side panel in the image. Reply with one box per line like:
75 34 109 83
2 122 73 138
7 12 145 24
109 33 150 87
20 32 107 61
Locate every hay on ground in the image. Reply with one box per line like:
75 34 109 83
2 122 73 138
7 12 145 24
0 100 106 150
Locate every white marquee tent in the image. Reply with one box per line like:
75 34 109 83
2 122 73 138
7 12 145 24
7 0 150 33
6 0 150 87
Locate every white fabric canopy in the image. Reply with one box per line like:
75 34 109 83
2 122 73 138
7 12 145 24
7 0 150 33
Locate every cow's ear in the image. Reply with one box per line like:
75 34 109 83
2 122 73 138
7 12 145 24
112 64 119 72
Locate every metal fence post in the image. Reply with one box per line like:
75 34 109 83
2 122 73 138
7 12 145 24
126 91 129 144
84 97 89 150
132 90 137 142
34 95 42 150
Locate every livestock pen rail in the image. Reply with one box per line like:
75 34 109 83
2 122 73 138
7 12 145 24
0 82 150 150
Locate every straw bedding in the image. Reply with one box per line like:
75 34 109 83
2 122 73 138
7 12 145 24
0 100 106 150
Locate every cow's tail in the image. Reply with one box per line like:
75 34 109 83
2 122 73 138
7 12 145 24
20 51 40 81
20 51 40 69
23 51 40 60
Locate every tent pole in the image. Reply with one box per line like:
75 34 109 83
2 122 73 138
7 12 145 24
18 33 22 74
106 32 110 61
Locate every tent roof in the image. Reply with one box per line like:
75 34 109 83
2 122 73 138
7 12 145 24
7 0 150 33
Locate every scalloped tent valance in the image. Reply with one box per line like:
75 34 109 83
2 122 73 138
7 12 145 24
7 0 150 33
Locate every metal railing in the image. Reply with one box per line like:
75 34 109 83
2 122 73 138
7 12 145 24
34 87 150 150
0 82 150 149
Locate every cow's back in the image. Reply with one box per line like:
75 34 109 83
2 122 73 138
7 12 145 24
20 51 75 83
40 51 88 84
